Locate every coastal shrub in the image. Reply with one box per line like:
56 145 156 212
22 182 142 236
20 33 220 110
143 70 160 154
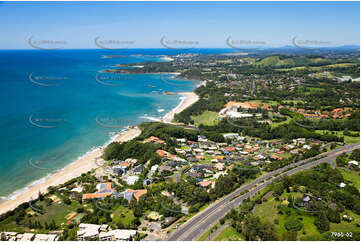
103 140 160 164
138 122 198 141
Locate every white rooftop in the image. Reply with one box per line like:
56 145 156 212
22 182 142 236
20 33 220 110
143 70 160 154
20 233 35 241
348 160 359 166
125 175 139 185
99 229 136 240
77 223 102 238
34 234 59 241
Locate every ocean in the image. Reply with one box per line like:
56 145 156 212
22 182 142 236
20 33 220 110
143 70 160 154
0 48 233 201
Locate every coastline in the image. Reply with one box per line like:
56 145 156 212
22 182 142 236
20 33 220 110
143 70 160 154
0 91 199 215
162 92 199 123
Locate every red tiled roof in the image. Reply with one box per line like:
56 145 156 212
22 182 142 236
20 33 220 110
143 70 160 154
119 162 131 167
225 147 235 152
198 180 212 187
134 189 147 201
82 192 112 200
144 136 165 144
157 149 167 157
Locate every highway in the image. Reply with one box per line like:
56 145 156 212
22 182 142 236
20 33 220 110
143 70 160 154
166 143 360 241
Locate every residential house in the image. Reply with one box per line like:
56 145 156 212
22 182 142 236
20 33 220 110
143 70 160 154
147 211 163 221
198 180 213 189
215 163 224 171
164 217 176 226
99 230 136 241
119 162 132 173
82 182 113 200
176 138 186 144
159 165 173 174
20 233 35 241
33 234 60 241
156 149 168 157
223 133 240 140
124 158 138 164
125 176 139 185
143 136 165 144
77 224 102 241
1 232 18 241
348 160 359 166
151 165 159 174
198 135 208 142
133 165 144 174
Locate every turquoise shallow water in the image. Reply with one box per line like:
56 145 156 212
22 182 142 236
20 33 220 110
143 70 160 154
0 49 232 200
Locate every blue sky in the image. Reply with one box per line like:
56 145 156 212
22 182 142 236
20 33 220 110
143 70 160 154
0 1 359 49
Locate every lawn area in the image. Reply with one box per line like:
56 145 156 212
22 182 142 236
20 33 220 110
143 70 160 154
112 205 137 228
180 145 191 151
191 111 219 126
315 130 360 144
249 100 279 106
253 197 278 223
276 66 308 71
344 135 360 144
330 219 360 233
31 201 83 225
253 194 325 240
308 87 324 92
281 191 304 200
298 86 324 95
329 209 360 238
253 190 360 240
276 210 320 239
270 115 291 128
0 200 82 233
283 99 305 104
213 226 244 241
337 168 360 190
279 152 292 159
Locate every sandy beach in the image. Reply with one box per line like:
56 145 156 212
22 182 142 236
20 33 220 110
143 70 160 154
162 92 199 123
0 91 199 215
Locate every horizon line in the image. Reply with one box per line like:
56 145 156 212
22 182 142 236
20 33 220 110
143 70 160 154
0 45 359 51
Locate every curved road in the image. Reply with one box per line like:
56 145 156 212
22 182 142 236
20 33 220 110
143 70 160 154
166 143 360 241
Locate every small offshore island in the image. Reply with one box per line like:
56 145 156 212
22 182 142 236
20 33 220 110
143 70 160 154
0 50 360 242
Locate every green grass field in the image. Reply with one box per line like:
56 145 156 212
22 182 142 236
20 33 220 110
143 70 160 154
112 205 137 228
251 191 360 240
344 136 360 144
213 226 245 241
31 201 82 225
283 99 305 104
0 199 82 233
329 209 360 239
249 99 279 106
191 111 219 126
270 115 292 128
315 130 360 144
337 168 360 190
253 197 279 223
